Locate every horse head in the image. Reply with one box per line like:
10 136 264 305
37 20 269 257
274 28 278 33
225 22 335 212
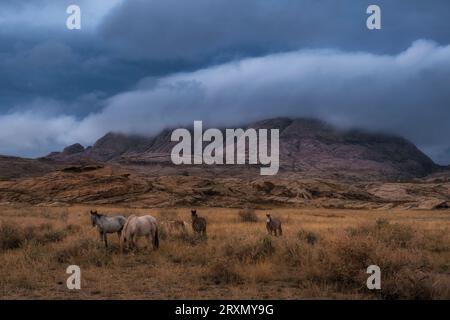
90 210 98 226
191 209 197 220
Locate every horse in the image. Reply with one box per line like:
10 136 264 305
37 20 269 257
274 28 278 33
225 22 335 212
266 214 282 236
120 215 159 252
90 210 127 247
159 220 190 239
191 210 207 236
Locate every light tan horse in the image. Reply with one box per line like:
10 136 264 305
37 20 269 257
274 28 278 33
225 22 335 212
160 220 190 238
120 215 159 252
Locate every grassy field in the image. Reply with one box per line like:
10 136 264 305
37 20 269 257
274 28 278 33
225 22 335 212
0 205 449 299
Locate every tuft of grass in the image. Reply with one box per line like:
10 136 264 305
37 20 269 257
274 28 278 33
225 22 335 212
0 222 23 250
347 219 415 248
297 229 318 245
224 236 275 263
206 259 242 284
55 239 113 267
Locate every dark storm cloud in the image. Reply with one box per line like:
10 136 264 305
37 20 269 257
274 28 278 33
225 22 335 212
100 0 450 60
0 0 450 163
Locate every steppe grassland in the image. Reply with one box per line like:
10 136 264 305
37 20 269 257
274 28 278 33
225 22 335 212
0 205 449 299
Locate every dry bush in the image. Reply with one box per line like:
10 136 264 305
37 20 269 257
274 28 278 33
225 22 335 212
206 259 242 284
55 239 113 267
347 219 415 248
281 237 319 269
415 231 449 253
0 222 69 251
297 229 318 245
317 234 378 289
238 208 258 222
163 240 210 265
308 220 449 299
236 261 274 283
223 236 275 263
0 222 23 250
381 269 440 300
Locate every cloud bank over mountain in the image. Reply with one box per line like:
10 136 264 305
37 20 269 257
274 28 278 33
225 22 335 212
0 0 449 163
1 40 450 164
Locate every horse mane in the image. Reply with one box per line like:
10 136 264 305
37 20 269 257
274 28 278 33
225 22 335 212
120 215 136 248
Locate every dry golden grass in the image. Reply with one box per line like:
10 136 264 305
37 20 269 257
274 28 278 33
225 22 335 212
0 205 449 299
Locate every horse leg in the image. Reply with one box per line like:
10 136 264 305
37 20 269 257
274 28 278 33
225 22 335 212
132 234 138 250
148 234 153 250
103 233 108 247
117 231 121 241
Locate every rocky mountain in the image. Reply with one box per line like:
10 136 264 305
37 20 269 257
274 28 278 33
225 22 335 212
0 118 448 208
43 118 438 181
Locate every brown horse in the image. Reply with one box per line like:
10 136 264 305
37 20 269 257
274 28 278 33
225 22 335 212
266 214 282 236
191 210 207 236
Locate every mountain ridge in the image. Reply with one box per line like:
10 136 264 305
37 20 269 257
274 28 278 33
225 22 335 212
40 117 439 181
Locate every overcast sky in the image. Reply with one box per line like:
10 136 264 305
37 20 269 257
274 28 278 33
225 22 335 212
0 0 450 164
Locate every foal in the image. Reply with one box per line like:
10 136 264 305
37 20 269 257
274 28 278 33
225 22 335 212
90 210 127 247
266 214 282 236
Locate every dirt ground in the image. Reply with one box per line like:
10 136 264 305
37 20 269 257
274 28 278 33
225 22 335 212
0 205 449 299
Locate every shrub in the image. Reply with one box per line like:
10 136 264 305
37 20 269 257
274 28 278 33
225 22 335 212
179 232 205 245
347 220 415 248
238 208 258 222
381 269 437 300
55 239 112 267
23 224 67 245
224 236 275 263
206 259 242 284
0 222 67 250
0 222 24 250
297 229 318 245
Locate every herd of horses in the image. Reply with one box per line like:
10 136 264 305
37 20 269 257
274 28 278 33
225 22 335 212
90 209 282 251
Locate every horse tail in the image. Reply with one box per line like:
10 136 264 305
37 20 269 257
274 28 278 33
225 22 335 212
154 226 159 249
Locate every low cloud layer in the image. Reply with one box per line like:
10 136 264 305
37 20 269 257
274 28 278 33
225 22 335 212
2 40 450 164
